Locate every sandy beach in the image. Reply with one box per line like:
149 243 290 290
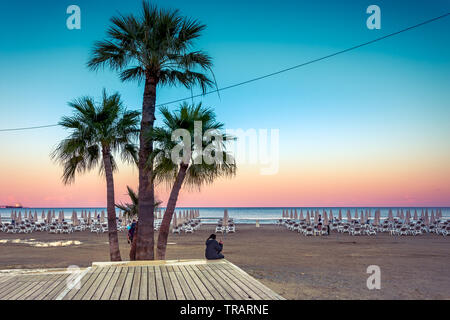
1 224 449 300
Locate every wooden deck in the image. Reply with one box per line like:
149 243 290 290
0 259 284 300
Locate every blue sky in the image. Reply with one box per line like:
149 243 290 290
0 0 449 206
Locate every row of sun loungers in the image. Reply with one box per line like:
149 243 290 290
279 218 450 236
172 219 202 234
0 219 127 234
215 218 236 233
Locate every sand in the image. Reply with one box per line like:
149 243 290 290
0 225 449 299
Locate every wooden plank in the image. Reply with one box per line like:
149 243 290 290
100 267 121 300
227 264 283 300
0 274 38 300
109 267 127 300
27 274 67 300
188 265 225 300
167 266 185 300
129 266 141 300
81 266 110 300
0 275 14 284
148 266 158 300
36 274 71 300
198 264 240 300
119 266 135 300
159 265 176 300
42 274 73 300
203 265 252 300
18 279 48 300
211 264 264 300
178 265 206 300
0 277 26 299
216 267 263 300
0 276 17 292
91 266 117 300
63 268 100 300
6 277 41 300
154 266 166 300
219 264 276 300
173 265 196 300
139 266 148 300
180 265 213 300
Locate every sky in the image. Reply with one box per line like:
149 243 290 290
0 0 449 207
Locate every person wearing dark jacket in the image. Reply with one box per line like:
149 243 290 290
205 234 224 260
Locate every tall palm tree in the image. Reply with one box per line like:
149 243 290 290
52 90 139 261
87 1 216 260
149 103 236 260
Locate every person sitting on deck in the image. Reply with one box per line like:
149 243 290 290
205 234 224 260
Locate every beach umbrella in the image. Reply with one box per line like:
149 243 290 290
34 211 38 222
354 209 359 221
87 211 91 225
421 209 424 218
323 212 328 225
101 211 105 223
294 209 298 220
413 210 418 221
306 212 310 224
314 211 319 224
289 209 292 220
338 209 342 221
18 211 22 223
387 209 393 222
282 209 285 218
223 209 228 228
424 211 429 225
430 210 435 224
300 209 304 220
329 209 333 222
41 210 45 221
346 210 351 222
405 211 410 225
0 214 2 224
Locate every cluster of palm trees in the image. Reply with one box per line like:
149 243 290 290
52 2 236 261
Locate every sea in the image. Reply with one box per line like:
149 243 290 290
1 207 449 225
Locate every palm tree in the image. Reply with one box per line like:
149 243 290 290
149 102 236 260
87 1 216 260
116 186 139 220
52 90 139 261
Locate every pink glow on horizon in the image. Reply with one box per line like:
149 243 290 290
1 159 449 207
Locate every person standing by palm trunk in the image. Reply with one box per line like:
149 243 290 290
52 90 139 261
149 103 236 260
87 1 216 260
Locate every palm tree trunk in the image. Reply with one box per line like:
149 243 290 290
129 222 138 260
136 75 158 260
102 147 121 261
156 164 189 260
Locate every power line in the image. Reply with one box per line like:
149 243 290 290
0 124 59 132
0 12 448 133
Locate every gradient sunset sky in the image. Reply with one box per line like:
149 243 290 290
0 0 449 207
